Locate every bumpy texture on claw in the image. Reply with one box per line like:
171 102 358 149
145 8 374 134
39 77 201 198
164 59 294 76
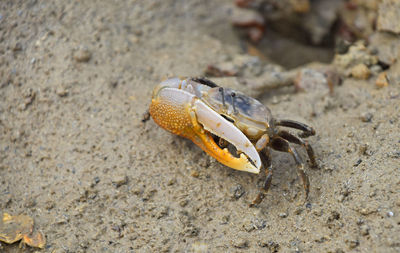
150 83 261 173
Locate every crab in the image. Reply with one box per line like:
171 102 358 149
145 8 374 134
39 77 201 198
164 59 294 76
149 77 317 206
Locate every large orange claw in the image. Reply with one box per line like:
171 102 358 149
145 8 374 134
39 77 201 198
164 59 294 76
149 79 261 173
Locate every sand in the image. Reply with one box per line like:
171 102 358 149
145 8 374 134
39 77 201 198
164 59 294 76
1 1 399 252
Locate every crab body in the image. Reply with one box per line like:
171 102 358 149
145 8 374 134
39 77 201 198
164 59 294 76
149 77 317 205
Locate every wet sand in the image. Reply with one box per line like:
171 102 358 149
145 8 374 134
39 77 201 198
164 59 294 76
1 1 399 252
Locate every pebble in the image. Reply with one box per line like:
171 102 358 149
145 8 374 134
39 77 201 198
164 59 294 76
12 42 23 52
387 211 394 217
351 63 370 79
190 170 199 178
333 41 378 72
192 242 208 252
294 207 304 215
258 240 280 251
93 176 100 185
359 207 376 215
360 112 373 122
346 239 359 249
359 143 370 156
370 64 382 75
353 158 362 167
157 206 169 219
232 238 248 249
231 185 245 200
376 72 389 88
294 68 329 93
377 0 400 34
56 86 69 97
185 226 199 237
360 224 370 236
179 199 189 207
278 212 288 218
73 47 92 62
220 215 230 225
167 178 176 186
112 175 128 188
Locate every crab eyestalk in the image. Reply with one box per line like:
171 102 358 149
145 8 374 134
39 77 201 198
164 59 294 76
149 80 261 174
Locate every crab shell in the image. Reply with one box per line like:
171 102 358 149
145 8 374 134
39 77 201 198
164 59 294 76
149 78 262 174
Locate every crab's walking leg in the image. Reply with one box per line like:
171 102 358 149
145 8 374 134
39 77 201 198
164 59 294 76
250 149 273 207
271 136 310 199
275 119 315 138
277 130 318 168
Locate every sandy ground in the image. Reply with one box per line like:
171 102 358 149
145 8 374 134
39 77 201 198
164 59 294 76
1 0 399 252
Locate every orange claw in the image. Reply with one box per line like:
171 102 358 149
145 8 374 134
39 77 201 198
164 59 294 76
150 83 259 173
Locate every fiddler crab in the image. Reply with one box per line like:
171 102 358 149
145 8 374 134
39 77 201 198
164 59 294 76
149 77 317 206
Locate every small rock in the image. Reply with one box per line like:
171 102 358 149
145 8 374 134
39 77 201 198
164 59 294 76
360 224 370 236
12 42 23 52
294 68 330 93
185 226 199 237
346 239 359 249
294 207 304 215
327 211 340 222
368 33 400 65
252 218 266 230
353 159 362 167
11 129 24 142
278 212 288 218
190 170 199 178
333 41 378 74
167 178 176 186
258 241 280 252
157 206 169 219
55 214 69 225
220 215 230 225
358 207 376 215
376 72 389 88
243 222 255 232
112 175 128 188
109 78 118 88
377 0 400 34
179 199 189 207
360 112 373 122
387 211 394 217
359 144 370 156
24 198 36 208
192 242 208 252
370 65 382 75
73 47 91 62
351 64 370 79
232 238 248 249
231 185 245 200
142 189 157 201
56 86 69 97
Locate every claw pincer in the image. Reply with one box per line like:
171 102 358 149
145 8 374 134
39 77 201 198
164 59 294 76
149 78 261 173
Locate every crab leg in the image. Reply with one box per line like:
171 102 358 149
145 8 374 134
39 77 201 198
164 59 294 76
275 119 315 138
150 86 261 174
270 136 310 199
